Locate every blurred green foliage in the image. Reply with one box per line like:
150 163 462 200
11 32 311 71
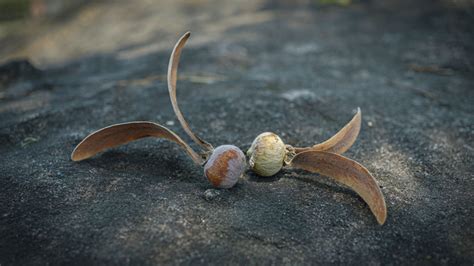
0 0 30 21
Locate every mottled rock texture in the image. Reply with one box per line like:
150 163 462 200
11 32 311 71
0 0 473 264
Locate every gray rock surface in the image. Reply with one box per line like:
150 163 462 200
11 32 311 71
1 0 473 264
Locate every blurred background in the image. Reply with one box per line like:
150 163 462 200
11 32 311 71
1 0 473 66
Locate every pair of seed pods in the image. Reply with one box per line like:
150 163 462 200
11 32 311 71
71 32 387 225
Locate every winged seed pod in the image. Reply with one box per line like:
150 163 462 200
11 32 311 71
247 109 387 224
248 108 361 176
71 32 246 189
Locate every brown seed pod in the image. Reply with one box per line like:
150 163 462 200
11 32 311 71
204 145 246 188
247 109 387 224
71 32 246 189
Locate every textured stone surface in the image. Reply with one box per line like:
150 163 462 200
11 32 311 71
0 0 473 264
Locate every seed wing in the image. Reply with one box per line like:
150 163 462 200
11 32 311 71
167 32 213 152
295 108 361 154
290 150 386 224
71 121 204 165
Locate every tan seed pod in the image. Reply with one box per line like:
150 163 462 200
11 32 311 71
247 132 287 176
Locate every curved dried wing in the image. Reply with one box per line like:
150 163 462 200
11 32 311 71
71 121 204 165
167 32 213 152
295 108 361 154
290 150 386 224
